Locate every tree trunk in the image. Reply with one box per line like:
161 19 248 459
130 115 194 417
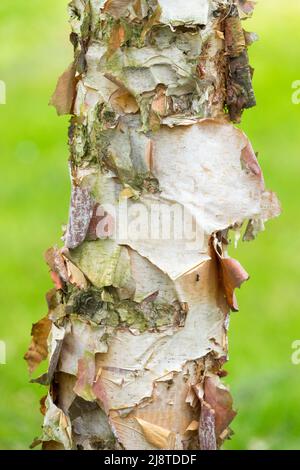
26 0 280 451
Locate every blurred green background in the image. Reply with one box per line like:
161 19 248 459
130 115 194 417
0 0 299 450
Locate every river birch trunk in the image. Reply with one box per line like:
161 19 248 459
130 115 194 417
26 0 280 450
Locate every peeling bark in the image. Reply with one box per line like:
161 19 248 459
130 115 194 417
26 0 280 450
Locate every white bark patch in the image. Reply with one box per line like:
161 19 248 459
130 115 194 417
151 120 276 235
128 248 177 303
159 0 210 26
115 119 279 279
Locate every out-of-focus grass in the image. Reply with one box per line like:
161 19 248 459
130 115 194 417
0 0 72 450
224 0 300 450
0 0 299 450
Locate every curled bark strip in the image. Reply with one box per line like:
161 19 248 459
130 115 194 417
204 376 236 444
199 401 217 450
64 185 94 249
237 0 256 18
24 317 52 374
224 5 256 122
49 62 77 116
212 236 249 312
241 141 263 181
219 257 249 311
31 323 65 386
136 418 176 450
45 247 68 286
198 373 236 450
31 336 63 386
45 246 87 290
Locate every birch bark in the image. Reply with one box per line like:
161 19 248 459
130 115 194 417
26 0 280 450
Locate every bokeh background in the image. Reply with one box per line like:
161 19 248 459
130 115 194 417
0 0 300 450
